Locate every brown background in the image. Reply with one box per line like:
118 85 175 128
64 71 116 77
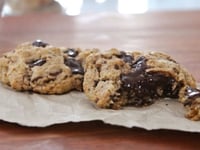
0 11 200 150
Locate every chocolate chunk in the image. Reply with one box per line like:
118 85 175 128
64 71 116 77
186 87 200 99
121 72 179 106
120 56 180 106
119 51 134 64
64 49 78 57
131 56 147 71
32 40 49 48
64 58 84 74
29 59 46 67
184 87 200 106
120 56 147 90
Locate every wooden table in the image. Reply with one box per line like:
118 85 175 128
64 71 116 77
0 11 200 150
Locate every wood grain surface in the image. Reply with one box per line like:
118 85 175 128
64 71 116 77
0 11 200 150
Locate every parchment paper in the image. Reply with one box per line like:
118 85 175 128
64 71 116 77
0 83 200 132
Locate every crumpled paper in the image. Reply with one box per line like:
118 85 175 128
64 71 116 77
0 83 200 132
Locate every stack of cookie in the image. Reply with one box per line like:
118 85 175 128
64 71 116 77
0 40 200 121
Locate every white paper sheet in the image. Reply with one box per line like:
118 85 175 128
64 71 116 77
0 83 200 132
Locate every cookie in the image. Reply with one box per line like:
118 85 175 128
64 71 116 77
0 40 95 94
83 49 197 113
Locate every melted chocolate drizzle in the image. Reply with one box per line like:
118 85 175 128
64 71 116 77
119 53 180 107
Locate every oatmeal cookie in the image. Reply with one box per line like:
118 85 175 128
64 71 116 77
83 49 198 116
0 40 95 94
